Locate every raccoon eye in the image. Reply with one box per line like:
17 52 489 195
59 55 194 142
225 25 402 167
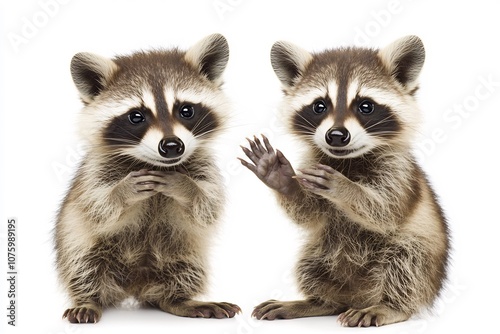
128 110 145 124
313 100 327 114
358 100 375 114
179 105 195 119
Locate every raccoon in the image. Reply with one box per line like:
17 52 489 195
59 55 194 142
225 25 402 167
240 36 449 327
55 34 240 323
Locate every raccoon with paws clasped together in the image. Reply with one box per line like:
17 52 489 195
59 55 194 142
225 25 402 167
55 34 240 323
240 36 449 327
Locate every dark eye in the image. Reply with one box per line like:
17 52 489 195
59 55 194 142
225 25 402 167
180 105 195 119
128 110 145 124
358 100 375 114
313 100 327 114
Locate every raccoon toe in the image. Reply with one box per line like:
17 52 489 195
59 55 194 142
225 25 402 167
62 306 101 323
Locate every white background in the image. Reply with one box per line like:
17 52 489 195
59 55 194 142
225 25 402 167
1 0 500 333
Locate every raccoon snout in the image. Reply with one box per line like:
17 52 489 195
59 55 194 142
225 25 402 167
325 127 351 147
158 137 185 159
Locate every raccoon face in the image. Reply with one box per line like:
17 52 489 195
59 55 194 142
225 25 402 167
71 34 229 167
271 35 425 159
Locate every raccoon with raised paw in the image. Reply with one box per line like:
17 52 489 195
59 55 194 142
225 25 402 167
55 34 240 323
240 36 449 327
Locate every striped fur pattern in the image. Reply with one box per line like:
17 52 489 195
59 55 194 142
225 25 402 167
56 34 240 323
242 36 449 327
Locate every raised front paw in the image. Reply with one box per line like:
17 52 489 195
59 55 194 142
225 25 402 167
239 135 300 196
62 306 101 323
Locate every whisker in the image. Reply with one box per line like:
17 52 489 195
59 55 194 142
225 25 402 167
191 111 214 134
294 110 317 130
364 115 396 132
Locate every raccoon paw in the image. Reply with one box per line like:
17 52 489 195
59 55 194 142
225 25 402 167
252 299 339 320
161 300 241 319
295 164 352 199
338 308 378 327
337 305 409 327
189 302 241 319
62 306 101 323
252 300 293 320
239 135 300 196
119 169 159 204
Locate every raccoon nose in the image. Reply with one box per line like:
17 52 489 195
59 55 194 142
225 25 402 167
158 137 185 159
325 127 351 147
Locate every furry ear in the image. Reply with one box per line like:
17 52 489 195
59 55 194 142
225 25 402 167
70 52 118 104
271 41 313 88
184 33 229 85
378 35 425 91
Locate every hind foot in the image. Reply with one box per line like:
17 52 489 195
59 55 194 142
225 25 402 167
252 299 342 320
62 304 102 323
160 299 241 319
337 305 409 327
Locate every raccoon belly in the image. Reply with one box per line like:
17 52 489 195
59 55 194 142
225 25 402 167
115 226 208 303
121 254 207 301
296 251 383 308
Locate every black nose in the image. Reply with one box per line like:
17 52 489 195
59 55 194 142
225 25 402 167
325 127 351 147
158 137 185 159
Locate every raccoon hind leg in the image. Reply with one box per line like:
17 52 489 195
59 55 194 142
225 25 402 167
143 260 241 319
62 275 126 324
59 245 129 323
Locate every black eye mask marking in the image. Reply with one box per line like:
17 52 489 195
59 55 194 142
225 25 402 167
103 106 153 147
174 102 220 137
353 97 400 137
292 97 332 135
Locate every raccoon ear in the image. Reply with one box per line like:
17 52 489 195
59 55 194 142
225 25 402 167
378 35 425 91
184 34 229 85
71 52 118 104
271 41 313 88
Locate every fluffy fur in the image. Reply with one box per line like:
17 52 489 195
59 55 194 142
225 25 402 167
241 35 449 327
56 34 240 323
